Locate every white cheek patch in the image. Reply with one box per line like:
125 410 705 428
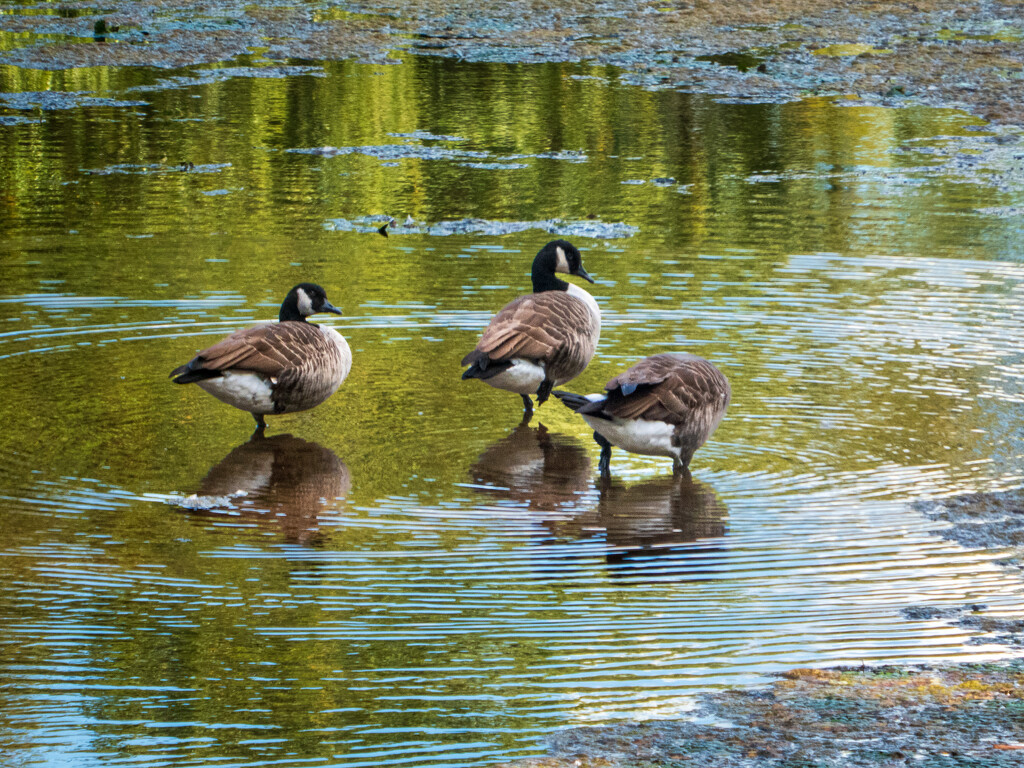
296 288 314 316
555 246 570 274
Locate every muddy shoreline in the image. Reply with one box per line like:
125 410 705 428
494 661 1024 767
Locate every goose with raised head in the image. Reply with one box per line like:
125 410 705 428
461 240 601 420
554 352 729 476
170 283 352 431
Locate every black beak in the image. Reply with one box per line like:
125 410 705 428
574 266 595 284
321 301 343 316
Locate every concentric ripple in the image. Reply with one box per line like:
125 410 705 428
3 55 1024 768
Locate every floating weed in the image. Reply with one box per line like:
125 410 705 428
125 65 326 93
81 162 232 175
323 216 639 238
0 91 148 110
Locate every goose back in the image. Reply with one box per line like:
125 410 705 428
176 322 351 414
596 353 730 456
462 290 599 386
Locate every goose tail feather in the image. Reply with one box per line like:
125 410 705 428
170 361 221 384
552 390 591 411
554 390 613 419
462 355 512 380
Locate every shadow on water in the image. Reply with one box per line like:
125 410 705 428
549 472 729 578
177 433 350 544
469 422 593 514
598 472 727 551
469 424 729 578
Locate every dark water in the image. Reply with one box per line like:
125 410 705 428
3 52 1024 767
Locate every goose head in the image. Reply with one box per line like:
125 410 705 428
531 240 595 292
279 283 343 322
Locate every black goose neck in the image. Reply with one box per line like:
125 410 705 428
278 296 308 323
531 265 569 293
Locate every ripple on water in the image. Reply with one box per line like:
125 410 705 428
2 448 1023 765
2 81 1024 765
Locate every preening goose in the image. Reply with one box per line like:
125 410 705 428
554 352 730 476
461 240 601 419
170 283 352 431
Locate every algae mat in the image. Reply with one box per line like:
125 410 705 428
1 1 1023 122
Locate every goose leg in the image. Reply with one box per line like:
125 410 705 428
535 379 553 406
520 394 534 422
253 413 267 434
594 431 613 477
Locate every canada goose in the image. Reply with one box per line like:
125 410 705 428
554 352 730 476
461 240 600 419
170 283 352 430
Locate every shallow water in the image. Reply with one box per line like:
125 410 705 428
3 53 1024 767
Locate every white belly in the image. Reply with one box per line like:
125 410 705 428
323 326 352 384
483 359 546 394
197 371 276 414
583 415 677 458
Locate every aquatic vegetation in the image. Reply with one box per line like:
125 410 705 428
323 216 639 238
0 91 147 110
80 162 232 175
1 0 1022 121
497 662 1024 768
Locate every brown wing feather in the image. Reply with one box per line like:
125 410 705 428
189 322 328 377
603 353 731 425
467 292 596 364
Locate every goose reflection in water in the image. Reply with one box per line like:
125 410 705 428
178 433 350 544
547 472 729 574
469 422 593 514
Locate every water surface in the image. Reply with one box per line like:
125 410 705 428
3 54 1024 767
